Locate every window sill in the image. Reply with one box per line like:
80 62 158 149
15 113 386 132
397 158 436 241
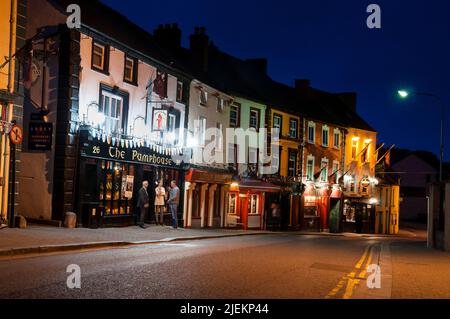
123 79 138 87
91 66 110 76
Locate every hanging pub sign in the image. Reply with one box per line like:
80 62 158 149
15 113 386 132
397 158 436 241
28 122 53 151
152 109 168 132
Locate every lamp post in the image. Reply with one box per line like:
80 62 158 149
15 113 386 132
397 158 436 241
398 90 445 182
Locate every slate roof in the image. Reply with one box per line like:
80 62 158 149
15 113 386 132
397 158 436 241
49 0 376 133
49 0 191 77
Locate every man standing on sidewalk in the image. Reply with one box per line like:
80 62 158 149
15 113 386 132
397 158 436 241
137 181 150 229
167 180 180 229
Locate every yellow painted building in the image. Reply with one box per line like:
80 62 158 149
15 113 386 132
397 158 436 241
0 0 24 224
0 0 16 222
374 185 400 235
343 127 378 197
268 108 302 178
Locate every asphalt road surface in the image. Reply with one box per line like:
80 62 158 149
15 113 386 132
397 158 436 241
0 234 449 299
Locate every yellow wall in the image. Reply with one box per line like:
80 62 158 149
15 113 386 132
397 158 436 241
269 108 301 177
0 0 13 90
344 127 377 196
374 185 400 234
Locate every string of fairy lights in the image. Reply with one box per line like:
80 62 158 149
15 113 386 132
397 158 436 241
79 122 187 157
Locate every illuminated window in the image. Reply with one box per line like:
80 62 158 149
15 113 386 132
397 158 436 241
273 114 282 130
228 193 237 215
322 126 329 147
200 90 208 106
250 109 260 129
168 114 176 133
306 156 315 181
199 116 207 146
176 81 184 102
289 119 298 138
230 104 240 127
100 91 123 134
308 122 316 144
92 41 109 73
216 123 223 150
361 140 371 163
320 158 329 182
351 139 359 160
249 194 259 215
288 150 297 177
333 129 341 149
332 161 340 183
217 97 225 113
124 55 137 84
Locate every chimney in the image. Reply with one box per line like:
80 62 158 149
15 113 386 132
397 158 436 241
246 58 268 75
153 23 182 49
294 79 311 95
336 92 357 113
189 26 209 72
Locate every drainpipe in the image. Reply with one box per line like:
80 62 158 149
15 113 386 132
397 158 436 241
1 0 16 221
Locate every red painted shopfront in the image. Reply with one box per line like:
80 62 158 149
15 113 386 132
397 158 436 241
227 178 280 230
302 184 343 232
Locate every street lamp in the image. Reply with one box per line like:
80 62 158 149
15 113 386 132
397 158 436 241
398 89 445 182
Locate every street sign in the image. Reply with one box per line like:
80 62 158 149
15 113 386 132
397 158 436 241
28 122 53 151
9 125 23 145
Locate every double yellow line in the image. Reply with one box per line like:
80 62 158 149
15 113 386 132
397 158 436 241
325 244 376 299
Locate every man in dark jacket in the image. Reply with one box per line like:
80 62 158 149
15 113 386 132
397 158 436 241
136 181 149 229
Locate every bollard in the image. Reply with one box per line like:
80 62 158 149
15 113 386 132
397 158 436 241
64 212 77 229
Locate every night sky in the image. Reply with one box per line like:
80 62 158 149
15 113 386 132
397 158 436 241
102 0 449 161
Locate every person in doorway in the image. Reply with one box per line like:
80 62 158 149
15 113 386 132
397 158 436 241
167 180 180 229
155 180 166 226
271 202 281 231
136 181 150 229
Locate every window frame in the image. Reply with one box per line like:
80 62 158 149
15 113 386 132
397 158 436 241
333 128 341 149
217 97 225 113
351 139 359 160
176 81 184 103
322 125 329 147
308 121 316 144
123 55 138 86
91 41 110 74
199 116 207 146
230 103 241 127
287 149 298 177
273 113 283 131
249 108 260 130
200 90 208 106
98 84 129 135
306 155 315 181
289 118 298 139
320 158 329 183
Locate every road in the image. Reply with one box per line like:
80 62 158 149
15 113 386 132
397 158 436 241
0 234 449 299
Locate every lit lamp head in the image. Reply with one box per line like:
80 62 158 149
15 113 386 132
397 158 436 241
398 90 409 99
230 175 240 191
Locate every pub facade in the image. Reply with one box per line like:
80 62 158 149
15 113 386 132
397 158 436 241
19 0 192 227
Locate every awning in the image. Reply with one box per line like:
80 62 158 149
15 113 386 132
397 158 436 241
238 178 281 193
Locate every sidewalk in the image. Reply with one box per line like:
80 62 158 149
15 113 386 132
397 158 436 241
0 223 422 258
0 225 271 257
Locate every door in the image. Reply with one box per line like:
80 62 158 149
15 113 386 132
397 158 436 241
142 169 154 223
329 198 341 233
239 195 248 229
